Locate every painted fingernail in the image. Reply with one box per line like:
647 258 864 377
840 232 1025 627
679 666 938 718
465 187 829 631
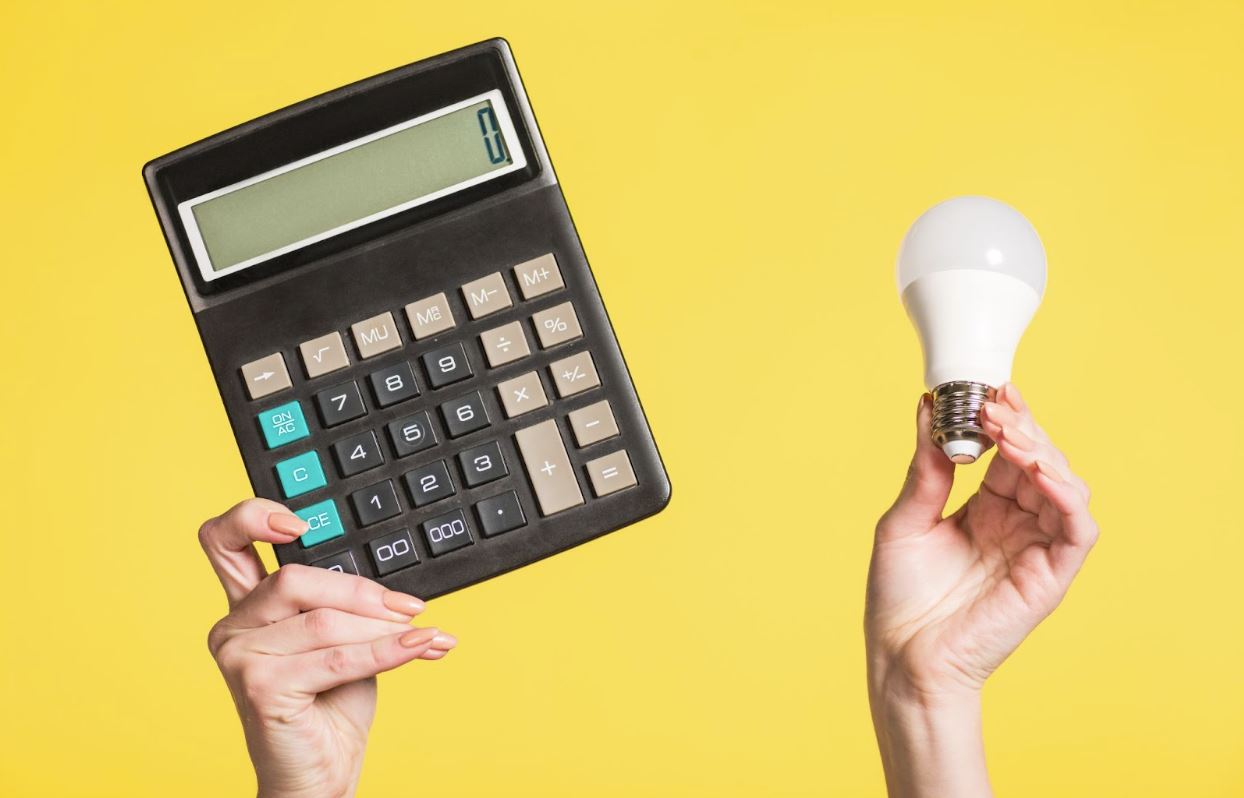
401 627 439 648
1035 460 1064 482
268 512 308 537
383 591 426 617
432 632 458 648
1001 425 1034 450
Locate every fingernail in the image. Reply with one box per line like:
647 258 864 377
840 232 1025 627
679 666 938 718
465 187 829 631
432 632 458 648
917 393 931 414
1000 425 1034 450
1035 460 1064 482
268 512 308 537
401 627 439 648
383 591 426 617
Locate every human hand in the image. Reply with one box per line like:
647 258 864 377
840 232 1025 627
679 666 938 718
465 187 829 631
199 498 457 798
866 384 1097 797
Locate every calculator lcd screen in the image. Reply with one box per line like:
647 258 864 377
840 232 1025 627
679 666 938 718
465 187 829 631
177 90 528 281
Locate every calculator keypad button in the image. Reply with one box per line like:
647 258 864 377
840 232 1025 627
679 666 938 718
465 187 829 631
440 392 490 438
496 371 549 418
403 460 456 507
314 381 367 428
512 253 564 300
567 400 620 448
421 509 474 557
275 451 327 499
298 332 350 379
458 441 508 487
421 342 473 389
351 311 402 359
309 550 359 575
296 498 346 548
461 272 513 319
368 361 420 407
475 490 527 537
332 430 384 477
258 401 311 449
387 411 438 458
532 302 583 349
549 351 600 398
350 479 402 526
514 419 584 516
404 292 456 340
241 353 292 400
479 320 531 368
585 450 638 497
368 529 420 575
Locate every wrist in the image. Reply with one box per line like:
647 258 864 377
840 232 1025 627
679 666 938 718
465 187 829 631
869 676 991 798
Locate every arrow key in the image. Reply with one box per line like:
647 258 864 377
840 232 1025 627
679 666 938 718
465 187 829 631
241 353 292 400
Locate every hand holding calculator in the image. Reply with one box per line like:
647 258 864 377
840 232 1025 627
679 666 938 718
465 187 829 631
145 39 670 598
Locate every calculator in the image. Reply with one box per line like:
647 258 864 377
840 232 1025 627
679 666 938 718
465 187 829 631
143 39 670 598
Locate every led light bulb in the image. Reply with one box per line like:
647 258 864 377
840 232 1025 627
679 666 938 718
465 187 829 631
897 196 1047 464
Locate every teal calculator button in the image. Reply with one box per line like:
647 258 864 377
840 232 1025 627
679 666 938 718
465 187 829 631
295 499 345 548
275 451 327 498
258 400 310 449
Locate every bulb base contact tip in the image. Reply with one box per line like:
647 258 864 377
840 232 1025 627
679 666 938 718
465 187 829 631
930 381 994 464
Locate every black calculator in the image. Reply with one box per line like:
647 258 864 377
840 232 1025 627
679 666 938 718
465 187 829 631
143 39 670 598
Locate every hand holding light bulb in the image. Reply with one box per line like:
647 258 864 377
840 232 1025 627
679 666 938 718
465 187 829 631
866 198 1098 798
897 196 1047 463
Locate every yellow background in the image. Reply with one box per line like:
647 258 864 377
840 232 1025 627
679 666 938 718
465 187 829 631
2 1 1242 795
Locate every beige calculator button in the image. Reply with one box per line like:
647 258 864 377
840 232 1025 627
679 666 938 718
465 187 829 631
298 331 349 378
514 419 584 516
479 320 531 367
461 272 513 319
586 450 638 497
549 351 600 398
568 400 619 447
351 311 401 359
513 253 564 300
240 352 292 400
532 301 583 349
404 292 456 340
497 371 548 418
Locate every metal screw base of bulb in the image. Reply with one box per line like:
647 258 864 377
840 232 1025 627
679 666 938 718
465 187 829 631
930 381 995 464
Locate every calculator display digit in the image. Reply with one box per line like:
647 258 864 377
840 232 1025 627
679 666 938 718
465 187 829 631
178 90 527 281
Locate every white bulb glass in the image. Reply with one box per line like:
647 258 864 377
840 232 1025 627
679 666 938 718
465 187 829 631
897 196 1047 462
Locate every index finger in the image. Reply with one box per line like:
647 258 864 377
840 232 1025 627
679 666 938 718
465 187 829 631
225 563 424 629
199 498 308 606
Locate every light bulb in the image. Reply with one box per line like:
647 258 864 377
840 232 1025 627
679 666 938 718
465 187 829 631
897 196 1047 464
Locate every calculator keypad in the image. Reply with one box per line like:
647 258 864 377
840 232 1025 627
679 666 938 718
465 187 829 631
243 253 644 581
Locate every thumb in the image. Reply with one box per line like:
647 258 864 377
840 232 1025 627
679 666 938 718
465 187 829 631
878 393 955 539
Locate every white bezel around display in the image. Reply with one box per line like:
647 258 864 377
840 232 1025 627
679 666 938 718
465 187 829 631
177 89 528 282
